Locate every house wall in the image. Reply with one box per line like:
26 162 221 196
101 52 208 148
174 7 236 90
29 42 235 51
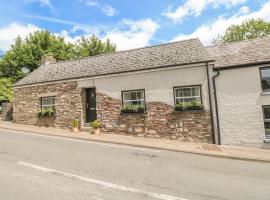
215 65 270 147
13 82 83 128
13 64 213 143
78 64 213 143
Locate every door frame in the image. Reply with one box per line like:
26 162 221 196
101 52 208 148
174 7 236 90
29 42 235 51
85 87 97 123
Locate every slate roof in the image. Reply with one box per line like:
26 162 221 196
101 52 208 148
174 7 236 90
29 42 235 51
207 37 270 69
14 38 211 87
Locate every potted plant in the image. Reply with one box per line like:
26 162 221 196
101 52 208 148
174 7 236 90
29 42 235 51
37 108 55 118
187 101 204 110
91 120 101 134
175 101 203 111
70 118 79 132
121 105 145 113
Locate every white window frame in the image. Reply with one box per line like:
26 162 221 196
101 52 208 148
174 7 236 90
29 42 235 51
122 90 145 108
263 105 270 139
174 85 202 105
41 96 56 110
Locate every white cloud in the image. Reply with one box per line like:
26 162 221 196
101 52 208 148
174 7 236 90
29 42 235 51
83 0 99 7
102 19 159 50
0 23 40 52
102 5 117 16
164 0 247 22
171 1 270 45
26 0 55 13
79 0 117 17
60 18 160 51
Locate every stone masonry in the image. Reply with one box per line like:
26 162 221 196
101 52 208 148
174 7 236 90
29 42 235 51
13 81 82 129
13 85 212 143
97 92 213 143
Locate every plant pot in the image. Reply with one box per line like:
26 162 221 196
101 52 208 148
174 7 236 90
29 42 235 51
72 127 79 132
93 128 101 135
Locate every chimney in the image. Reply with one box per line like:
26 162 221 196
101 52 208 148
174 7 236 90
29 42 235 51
41 54 57 66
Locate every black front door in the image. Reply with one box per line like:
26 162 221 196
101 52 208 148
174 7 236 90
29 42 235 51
85 88 97 123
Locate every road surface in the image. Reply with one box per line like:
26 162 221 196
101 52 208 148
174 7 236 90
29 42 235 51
0 128 270 200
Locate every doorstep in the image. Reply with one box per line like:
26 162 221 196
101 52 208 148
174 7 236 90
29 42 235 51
0 121 270 163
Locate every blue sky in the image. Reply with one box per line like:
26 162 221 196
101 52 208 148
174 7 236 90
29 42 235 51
0 0 270 53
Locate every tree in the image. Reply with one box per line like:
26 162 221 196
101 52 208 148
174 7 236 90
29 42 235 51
213 19 270 44
76 35 116 58
0 78 13 101
0 31 116 81
0 30 77 80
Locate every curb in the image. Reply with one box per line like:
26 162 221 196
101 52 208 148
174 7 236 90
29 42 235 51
1 126 270 163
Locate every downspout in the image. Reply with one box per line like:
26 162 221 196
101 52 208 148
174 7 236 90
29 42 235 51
212 69 221 145
206 62 216 144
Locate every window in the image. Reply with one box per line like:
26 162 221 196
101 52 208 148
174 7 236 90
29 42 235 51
41 96 56 110
263 106 270 139
122 90 145 107
260 67 270 92
174 85 202 105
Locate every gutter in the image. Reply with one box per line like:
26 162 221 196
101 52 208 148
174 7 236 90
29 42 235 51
215 60 270 70
206 62 216 144
212 69 221 145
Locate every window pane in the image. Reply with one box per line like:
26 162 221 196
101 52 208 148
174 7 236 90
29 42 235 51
183 88 191 97
261 68 270 91
264 122 270 139
264 106 270 119
122 90 145 107
130 92 137 100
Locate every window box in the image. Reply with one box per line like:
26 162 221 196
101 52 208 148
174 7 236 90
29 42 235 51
121 105 145 113
121 89 146 113
175 105 204 111
174 85 204 111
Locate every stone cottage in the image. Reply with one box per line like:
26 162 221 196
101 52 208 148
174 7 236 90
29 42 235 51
12 37 270 147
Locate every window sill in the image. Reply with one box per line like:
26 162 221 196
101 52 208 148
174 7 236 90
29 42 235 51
264 138 270 143
120 111 148 115
261 91 270 96
172 109 205 114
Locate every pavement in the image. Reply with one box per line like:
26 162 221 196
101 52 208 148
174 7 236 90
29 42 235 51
0 121 270 163
1 128 270 200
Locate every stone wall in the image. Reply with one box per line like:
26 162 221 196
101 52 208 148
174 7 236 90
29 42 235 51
1 102 13 121
97 92 213 143
13 82 83 128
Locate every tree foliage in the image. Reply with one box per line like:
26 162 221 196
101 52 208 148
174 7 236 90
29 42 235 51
0 30 116 101
0 77 13 101
0 30 116 81
76 35 116 58
213 19 270 44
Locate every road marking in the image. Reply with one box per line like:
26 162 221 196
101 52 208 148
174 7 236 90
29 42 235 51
2 129 161 153
18 161 187 200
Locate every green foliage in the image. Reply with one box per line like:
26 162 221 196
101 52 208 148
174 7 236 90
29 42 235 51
91 120 100 129
76 35 116 58
0 77 14 101
214 19 270 44
0 31 116 80
70 118 79 128
0 30 116 101
37 108 55 118
121 105 145 113
0 30 77 80
176 101 203 109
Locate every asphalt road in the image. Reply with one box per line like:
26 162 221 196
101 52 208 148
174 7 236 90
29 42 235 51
0 128 270 200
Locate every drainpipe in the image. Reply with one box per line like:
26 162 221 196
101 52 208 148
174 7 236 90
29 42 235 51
206 62 216 144
212 69 221 145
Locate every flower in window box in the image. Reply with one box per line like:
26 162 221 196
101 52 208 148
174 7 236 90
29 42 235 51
121 105 145 113
175 101 203 111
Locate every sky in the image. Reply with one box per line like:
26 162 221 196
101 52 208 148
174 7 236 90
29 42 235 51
0 0 270 54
